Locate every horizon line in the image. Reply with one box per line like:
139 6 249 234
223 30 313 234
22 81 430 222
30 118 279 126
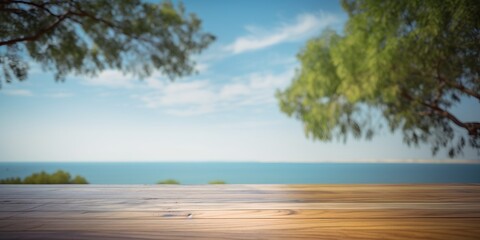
1 159 479 164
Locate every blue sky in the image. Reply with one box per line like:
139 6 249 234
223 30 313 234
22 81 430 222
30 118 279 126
0 0 478 162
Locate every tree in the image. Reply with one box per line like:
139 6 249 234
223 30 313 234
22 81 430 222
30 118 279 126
1 170 89 184
0 177 22 184
0 0 214 87
71 175 88 184
276 0 480 157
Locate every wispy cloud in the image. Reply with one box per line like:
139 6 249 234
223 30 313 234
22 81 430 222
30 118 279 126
194 62 209 73
137 80 216 109
135 68 295 116
46 92 74 98
226 12 338 54
2 89 33 97
83 70 138 88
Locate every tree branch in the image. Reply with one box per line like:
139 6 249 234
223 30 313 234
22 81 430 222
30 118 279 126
424 102 479 135
447 81 480 101
69 9 156 45
410 68 480 101
8 0 59 17
0 7 28 15
70 9 116 29
401 90 480 136
0 12 69 46
0 1 71 46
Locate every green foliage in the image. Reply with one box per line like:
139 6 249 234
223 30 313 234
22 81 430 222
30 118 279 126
157 179 180 184
0 0 214 86
208 180 226 184
277 0 480 157
0 170 88 184
70 175 89 184
0 177 22 184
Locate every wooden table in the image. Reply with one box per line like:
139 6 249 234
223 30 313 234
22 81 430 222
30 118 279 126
1 185 479 239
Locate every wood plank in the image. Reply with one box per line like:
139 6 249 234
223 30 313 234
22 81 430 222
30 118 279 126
3 229 480 240
1 218 480 231
4 208 480 219
1 191 479 202
5 202 480 212
1 184 479 239
0 219 479 240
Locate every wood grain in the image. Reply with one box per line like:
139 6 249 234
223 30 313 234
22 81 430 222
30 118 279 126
0 184 479 239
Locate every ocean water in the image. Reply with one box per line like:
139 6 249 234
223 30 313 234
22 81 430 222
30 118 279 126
0 162 479 184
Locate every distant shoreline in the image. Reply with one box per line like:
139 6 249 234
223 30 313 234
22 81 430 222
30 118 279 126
1 162 479 184
0 160 479 164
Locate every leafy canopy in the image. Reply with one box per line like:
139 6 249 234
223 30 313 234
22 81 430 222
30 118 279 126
277 0 480 157
0 0 214 86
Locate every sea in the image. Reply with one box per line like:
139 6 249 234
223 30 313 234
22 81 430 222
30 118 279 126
1 162 479 184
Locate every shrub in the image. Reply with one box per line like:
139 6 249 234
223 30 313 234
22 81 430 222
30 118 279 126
71 175 89 184
157 179 180 184
0 170 88 184
208 180 226 184
0 177 22 184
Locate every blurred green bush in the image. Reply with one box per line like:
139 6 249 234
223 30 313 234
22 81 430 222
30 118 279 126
157 179 180 184
0 170 88 184
208 180 226 184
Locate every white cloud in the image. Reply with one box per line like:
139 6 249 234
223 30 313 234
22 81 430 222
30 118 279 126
2 89 33 97
136 68 295 116
227 12 338 54
219 83 250 99
83 70 137 88
137 80 216 109
194 62 209 73
82 63 211 89
46 92 74 98
165 105 215 117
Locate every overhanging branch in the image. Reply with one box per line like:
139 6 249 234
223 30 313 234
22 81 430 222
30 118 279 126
0 12 70 46
447 81 480 101
401 90 480 136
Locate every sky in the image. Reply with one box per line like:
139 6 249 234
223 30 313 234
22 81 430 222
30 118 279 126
0 0 478 163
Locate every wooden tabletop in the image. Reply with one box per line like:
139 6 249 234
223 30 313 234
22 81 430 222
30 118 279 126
1 184 479 239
